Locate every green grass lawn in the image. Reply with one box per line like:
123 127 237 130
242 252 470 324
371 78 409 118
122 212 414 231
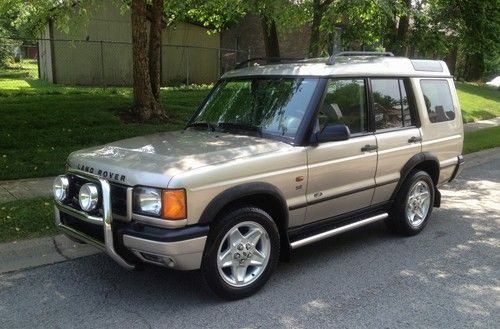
463 126 500 154
0 62 210 180
456 82 500 123
0 197 57 243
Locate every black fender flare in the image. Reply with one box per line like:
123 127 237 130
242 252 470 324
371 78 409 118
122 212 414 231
391 152 441 206
198 182 291 260
198 182 289 228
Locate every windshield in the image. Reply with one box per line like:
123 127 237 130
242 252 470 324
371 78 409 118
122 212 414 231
189 77 319 140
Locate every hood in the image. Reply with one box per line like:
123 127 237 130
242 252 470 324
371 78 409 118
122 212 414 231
67 130 289 187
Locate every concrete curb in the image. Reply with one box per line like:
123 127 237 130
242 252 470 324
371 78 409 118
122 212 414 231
463 147 499 169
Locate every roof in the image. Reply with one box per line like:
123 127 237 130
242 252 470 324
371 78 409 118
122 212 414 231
222 56 451 79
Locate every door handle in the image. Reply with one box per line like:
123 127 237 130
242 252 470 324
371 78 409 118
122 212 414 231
408 136 422 143
361 144 378 152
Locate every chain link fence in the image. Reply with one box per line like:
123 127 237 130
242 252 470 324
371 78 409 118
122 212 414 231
1 37 248 87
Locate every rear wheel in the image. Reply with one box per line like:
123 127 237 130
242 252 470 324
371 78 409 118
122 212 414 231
202 207 280 300
386 171 435 236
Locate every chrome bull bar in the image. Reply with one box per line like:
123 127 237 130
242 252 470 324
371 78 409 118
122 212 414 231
54 169 135 270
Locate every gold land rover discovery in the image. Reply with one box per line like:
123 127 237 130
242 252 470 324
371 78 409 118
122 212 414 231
53 52 464 299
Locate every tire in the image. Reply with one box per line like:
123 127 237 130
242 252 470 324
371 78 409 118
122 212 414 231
386 171 435 236
201 207 280 300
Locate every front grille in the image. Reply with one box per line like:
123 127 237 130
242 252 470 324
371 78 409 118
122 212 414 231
65 174 128 218
60 212 104 243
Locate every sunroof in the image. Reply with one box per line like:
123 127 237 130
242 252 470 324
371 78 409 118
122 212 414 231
411 60 443 72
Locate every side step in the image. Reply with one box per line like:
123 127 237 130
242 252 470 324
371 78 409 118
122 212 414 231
290 213 388 249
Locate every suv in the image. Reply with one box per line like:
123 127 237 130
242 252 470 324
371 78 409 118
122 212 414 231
53 52 464 299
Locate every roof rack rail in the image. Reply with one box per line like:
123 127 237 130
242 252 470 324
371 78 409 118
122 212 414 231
234 57 304 69
328 51 394 64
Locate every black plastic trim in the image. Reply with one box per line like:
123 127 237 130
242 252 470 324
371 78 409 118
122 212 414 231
297 78 329 146
197 182 289 227
390 152 440 201
289 179 398 210
115 222 209 243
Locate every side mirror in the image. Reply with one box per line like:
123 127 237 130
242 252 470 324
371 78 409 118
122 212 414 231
313 123 350 143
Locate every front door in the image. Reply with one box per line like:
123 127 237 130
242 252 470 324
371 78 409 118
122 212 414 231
305 78 377 224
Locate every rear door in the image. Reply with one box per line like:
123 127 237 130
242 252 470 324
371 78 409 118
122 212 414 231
370 78 422 204
417 78 463 184
305 78 377 224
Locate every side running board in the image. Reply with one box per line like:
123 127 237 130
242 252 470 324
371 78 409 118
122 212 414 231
290 213 388 249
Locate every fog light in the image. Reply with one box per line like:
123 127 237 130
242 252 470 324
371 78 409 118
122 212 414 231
53 175 69 202
79 183 99 211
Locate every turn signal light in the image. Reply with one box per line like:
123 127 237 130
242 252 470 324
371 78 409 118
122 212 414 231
161 189 187 220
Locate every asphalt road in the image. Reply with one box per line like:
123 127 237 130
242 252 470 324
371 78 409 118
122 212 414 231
1 156 499 329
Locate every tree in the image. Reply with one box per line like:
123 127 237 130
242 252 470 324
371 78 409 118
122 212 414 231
426 0 499 81
130 0 166 121
308 0 335 57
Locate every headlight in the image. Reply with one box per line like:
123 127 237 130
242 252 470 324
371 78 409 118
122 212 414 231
133 187 162 216
79 183 99 212
133 187 187 220
53 175 69 202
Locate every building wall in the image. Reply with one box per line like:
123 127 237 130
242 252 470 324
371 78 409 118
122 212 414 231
39 0 220 86
220 14 311 71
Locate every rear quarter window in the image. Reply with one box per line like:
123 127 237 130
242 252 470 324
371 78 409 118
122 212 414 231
420 79 456 123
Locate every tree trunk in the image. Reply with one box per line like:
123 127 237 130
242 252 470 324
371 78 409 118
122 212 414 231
261 17 280 61
444 43 458 76
464 52 484 81
130 0 166 122
394 0 411 56
148 0 163 101
308 0 322 57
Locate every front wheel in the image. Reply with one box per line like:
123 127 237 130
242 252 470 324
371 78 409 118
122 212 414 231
386 171 435 236
201 207 280 300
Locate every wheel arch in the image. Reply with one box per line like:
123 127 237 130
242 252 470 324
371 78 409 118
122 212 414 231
391 152 441 207
198 182 291 258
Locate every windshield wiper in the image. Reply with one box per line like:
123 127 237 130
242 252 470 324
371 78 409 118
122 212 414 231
217 122 262 137
186 122 216 132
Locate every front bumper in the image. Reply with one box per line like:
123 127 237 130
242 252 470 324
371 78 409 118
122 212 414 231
54 170 208 271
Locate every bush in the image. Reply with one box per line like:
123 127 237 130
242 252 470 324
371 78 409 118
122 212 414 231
0 29 21 68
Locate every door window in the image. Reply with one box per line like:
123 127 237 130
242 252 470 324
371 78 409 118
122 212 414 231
372 79 413 130
420 79 456 123
317 79 367 134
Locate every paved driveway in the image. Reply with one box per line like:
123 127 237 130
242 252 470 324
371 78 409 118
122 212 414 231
1 156 498 328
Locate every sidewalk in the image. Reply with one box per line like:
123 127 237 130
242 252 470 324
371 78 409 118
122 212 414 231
0 176 55 202
463 117 500 132
0 234 99 274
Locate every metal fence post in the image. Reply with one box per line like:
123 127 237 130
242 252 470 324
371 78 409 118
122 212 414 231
100 40 106 90
186 47 190 86
217 48 221 78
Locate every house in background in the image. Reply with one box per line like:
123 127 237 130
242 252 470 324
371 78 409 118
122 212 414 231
38 0 220 86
